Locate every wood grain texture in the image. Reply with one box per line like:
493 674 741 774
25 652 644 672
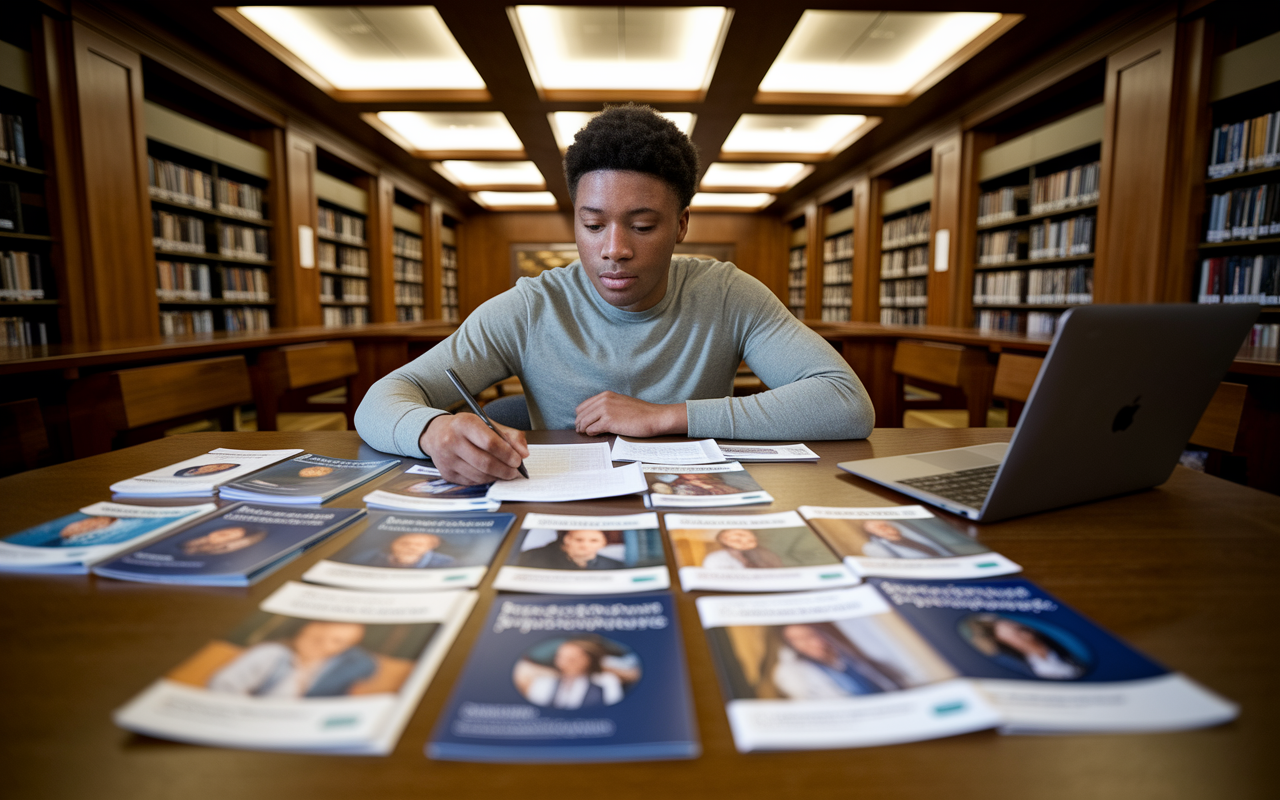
0 429 1276 800
1188 381 1247 452
992 352 1045 402
113 355 252 429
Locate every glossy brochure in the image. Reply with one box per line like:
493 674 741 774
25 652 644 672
109 448 303 497
218 454 400 504
640 462 773 508
492 512 669 595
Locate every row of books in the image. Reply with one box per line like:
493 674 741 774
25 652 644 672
822 258 852 285
880 245 928 278
395 282 424 305
219 224 269 262
397 305 425 322
975 308 1061 335
973 270 1027 305
882 209 930 250
0 316 46 346
147 156 213 209
223 306 270 332
1204 183 1279 242
1029 161 1100 213
1027 265 1093 305
324 305 369 327
217 178 265 220
318 241 368 274
393 230 423 260
0 113 28 166
1207 110 1280 178
823 231 853 262
788 246 806 290
1028 214 1095 260
394 256 423 283
160 309 215 335
976 229 1024 264
880 277 928 308
1244 322 1278 352
441 306 459 324
976 185 1029 225
1197 255 1280 305
820 285 852 308
820 306 852 322
156 262 272 303
320 275 369 304
1 250 44 300
788 288 805 311
152 210 205 253
880 307 925 325
318 207 366 245
442 268 458 288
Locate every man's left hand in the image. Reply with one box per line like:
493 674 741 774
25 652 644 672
574 391 688 437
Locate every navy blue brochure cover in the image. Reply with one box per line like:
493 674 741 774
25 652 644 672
93 503 365 586
218 454 400 503
428 591 699 762
869 577 1168 683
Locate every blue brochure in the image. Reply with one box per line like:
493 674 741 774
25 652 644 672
218 454 400 504
428 591 699 762
93 503 364 586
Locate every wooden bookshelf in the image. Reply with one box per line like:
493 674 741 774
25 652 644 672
314 167 370 328
391 191 425 323
877 172 932 327
819 195 853 322
439 213 460 324
786 215 806 318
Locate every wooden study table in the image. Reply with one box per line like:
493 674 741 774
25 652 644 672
0 429 1277 800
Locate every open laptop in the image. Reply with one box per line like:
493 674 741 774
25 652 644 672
839 304 1260 523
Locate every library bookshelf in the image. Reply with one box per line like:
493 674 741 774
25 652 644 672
786 215 806 318
820 196 854 322
392 192 426 323
877 173 932 327
439 213 460 324
315 167 371 329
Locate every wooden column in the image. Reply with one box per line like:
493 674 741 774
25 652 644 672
956 130 996 329
803 200 823 320
367 172 396 323
929 129 963 327
850 173 876 322
426 200 444 320
281 127 319 327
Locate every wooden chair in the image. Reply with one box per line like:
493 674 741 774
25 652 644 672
1189 382 1248 453
892 340 995 427
992 352 1045 427
0 399 51 476
68 356 253 457
251 341 359 431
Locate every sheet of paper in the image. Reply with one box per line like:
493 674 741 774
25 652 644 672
610 437 725 465
487 461 647 503
719 443 819 462
523 442 614 475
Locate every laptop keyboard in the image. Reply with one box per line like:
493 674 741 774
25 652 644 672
898 465 999 510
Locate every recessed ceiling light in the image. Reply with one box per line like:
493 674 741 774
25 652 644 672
434 161 547 190
548 111 696 150
757 11 1018 105
701 162 813 192
511 6 732 101
364 112 526 159
690 192 775 211
720 115 880 161
221 6 488 100
473 191 560 210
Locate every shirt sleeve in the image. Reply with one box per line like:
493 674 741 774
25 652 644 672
354 289 529 457
685 271 875 440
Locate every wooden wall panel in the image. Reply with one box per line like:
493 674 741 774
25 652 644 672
684 212 788 295
850 173 876 322
804 201 823 320
929 129 963 326
69 22 157 341
1095 23 1178 303
367 173 395 323
282 128 320 327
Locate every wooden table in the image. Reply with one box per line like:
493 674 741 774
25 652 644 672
0 429 1277 800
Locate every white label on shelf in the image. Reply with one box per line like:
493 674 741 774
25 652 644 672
934 229 950 272
299 225 315 268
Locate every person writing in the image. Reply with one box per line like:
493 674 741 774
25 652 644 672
355 104 875 485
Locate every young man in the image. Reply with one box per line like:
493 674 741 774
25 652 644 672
355 105 875 484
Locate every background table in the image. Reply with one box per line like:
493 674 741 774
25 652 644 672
0 429 1276 800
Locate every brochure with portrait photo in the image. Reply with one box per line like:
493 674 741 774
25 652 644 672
641 463 773 509
665 511 858 593
92 503 364 586
109 448 304 497
0 501 217 574
492 512 669 595
114 581 477 754
364 472 500 513
304 510 516 591
218 454 400 504
428 591 698 762
799 505 1021 580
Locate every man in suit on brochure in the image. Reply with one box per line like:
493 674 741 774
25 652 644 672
355 104 875 485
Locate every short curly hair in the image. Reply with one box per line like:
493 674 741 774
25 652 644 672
564 104 700 210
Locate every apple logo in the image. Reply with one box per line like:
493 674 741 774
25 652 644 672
1112 396 1141 432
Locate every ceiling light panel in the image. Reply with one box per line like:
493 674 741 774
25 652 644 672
511 6 732 101
701 162 812 192
228 6 487 98
434 161 547 190
549 111 696 150
690 192 775 211
757 11 1015 105
368 112 526 158
473 191 560 210
720 115 878 161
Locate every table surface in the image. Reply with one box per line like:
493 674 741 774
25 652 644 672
0 429 1276 800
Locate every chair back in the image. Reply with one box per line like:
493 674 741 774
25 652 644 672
1189 382 1248 452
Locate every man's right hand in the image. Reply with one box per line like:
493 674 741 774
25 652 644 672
419 414 529 485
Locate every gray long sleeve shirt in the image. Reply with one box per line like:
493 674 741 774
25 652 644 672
354 257 875 458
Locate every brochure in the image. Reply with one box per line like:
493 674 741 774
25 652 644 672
799 505 1022 579
641 463 773 508
304 510 516 591
428 591 698 762
609 437 725 464
664 511 858 592
697 586 1001 752
218 454 400 504
493 512 669 595
109 448 303 497
0 501 216 574
870 577 1239 734
93 503 364 586
485 443 648 503
114 581 477 754
364 472 500 513
719 443 820 462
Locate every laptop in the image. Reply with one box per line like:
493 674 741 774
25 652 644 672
839 304 1260 522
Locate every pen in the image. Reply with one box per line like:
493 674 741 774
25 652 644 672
445 368 529 479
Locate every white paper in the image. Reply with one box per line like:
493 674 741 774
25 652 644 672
405 464 442 477
610 437 725 464
521 442 613 474
363 489 500 514
110 449 303 496
934 228 950 272
719 443 819 462
298 225 315 268
486 461 647 503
